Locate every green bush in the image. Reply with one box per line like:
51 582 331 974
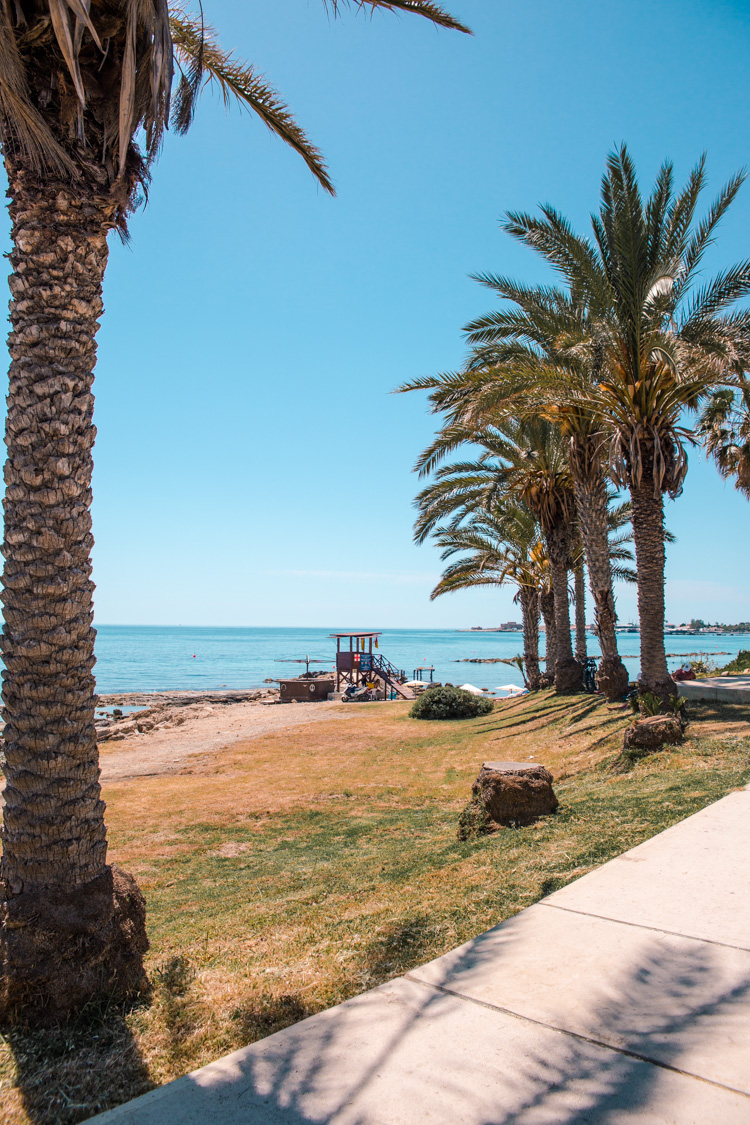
718 650 750 675
409 685 494 720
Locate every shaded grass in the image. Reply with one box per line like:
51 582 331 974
1 693 749 1123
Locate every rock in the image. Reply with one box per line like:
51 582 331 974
623 714 684 754
458 761 558 838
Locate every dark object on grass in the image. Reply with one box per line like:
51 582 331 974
410 685 494 721
582 657 598 693
458 761 558 838
622 714 684 759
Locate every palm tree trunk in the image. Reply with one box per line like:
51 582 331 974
546 523 582 693
573 558 587 664
519 586 541 690
0 167 147 1021
573 473 629 700
629 464 675 701
539 588 556 688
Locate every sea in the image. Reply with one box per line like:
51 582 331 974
92 626 750 696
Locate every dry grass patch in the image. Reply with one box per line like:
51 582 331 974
1 692 749 1123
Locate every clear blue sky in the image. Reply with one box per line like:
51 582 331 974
5 0 749 628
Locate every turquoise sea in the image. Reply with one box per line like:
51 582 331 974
92 626 750 695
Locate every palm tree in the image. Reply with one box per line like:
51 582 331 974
465 311 630 699
400 282 631 700
571 501 637 670
503 146 750 699
538 585 557 688
413 416 583 692
429 505 548 690
697 383 750 497
0 0 469 1021
572 548 588 665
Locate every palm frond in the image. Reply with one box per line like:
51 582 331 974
0 2 76 174
169 12 334 194
324 1 472 34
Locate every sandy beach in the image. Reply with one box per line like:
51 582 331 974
98 696 355 783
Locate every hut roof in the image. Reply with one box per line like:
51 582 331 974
328 631 382 638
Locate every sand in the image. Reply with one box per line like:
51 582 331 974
99 699 355 783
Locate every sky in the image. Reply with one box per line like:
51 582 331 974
3 0 749 628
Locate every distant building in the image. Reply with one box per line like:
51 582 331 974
469 622 523 631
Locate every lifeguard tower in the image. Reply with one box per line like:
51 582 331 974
330 632 415 700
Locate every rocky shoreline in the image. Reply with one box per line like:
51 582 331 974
95 688 279 742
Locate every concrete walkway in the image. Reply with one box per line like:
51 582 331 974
95 787 750 1124
677 674 750 704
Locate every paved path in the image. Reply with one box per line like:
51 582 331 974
677 674 750 704
95 786 750 1124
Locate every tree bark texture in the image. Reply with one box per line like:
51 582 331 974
573 559 587 664
519 586 541 690
539 589 556 688
546 523 582 693
629 465 675 702
0 165 147 1021
573 474 628 700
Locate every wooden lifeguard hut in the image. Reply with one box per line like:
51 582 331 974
330 632 415 700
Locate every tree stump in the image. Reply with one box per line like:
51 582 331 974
623 715 684 757
458 761 558 838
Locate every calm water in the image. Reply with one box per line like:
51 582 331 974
92 626 750 695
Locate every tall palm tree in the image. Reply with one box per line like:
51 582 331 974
429 505 548 690
413 416 583 693
572 550 588 665
399 280 631 700
0 0 469 1021
503 147 750 699
470 317 631 698
538 585 557 688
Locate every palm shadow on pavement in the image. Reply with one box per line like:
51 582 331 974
124 916 750 1123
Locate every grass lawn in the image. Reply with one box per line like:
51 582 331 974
2 691 749 1123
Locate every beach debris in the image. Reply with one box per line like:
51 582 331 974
458 761 558 838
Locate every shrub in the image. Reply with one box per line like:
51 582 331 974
638 690 663 717
689 654 718 676
409 685 494 720
718 650 750 675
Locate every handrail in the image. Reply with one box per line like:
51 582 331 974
372 654 407 682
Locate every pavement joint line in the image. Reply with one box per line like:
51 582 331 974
402 972 750 1099
536 900 750 952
